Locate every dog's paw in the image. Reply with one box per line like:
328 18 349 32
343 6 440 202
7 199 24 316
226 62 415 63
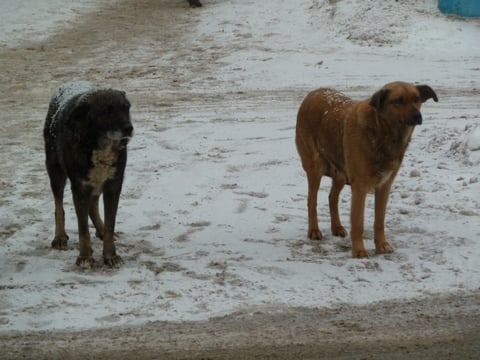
104 255 123 268
375 241 394 254
352 248 369 258
76 256 95 268
51 235 69 250
332 225 348 237
308 228 323 240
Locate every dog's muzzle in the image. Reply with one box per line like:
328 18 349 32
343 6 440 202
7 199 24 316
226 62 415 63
122 123 134 138
120 124 134 144
121 135 133 146
106 124 134 146
407 111 422 126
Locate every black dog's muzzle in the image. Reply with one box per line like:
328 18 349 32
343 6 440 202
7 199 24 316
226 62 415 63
122 123 134 138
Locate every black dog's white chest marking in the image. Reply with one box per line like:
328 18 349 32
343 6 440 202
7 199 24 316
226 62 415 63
84 135 122 194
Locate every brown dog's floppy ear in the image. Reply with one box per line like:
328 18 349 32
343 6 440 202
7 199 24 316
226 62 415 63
369 89 389 109
416 85 438 103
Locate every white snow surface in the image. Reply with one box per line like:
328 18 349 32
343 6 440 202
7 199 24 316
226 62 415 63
467 126 480 151
1 0 480 332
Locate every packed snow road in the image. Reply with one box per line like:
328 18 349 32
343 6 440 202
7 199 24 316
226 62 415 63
2 292 480 359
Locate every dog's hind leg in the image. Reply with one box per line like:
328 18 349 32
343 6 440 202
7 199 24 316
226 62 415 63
305 158 323 240
89 195 105 239
329 172 347 237
72 189 94 267
102 181 124 267
47 164 69 249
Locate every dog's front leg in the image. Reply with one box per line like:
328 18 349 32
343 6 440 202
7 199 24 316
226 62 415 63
374 179 395 254
72 190 94 267
89 195 104 239
102 182 123 268
350 185 368 258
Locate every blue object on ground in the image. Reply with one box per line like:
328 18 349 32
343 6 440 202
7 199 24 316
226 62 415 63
438 0 480 16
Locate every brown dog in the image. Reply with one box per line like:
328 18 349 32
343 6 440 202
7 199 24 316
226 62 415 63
295 81 437 258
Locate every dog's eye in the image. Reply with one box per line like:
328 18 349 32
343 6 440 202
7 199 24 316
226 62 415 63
414 96 421 103
393 97 404 105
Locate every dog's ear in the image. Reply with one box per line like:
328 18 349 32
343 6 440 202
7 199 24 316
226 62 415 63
369 89 390 109
67 95 92 128
71 103 90 122
118 91 131 111
416 85 438 103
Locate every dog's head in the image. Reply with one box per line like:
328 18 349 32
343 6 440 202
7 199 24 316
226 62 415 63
70 89 134 145
369 82 438 126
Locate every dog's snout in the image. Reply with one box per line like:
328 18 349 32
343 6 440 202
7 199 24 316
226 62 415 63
122 123 134 137
408 111 422 126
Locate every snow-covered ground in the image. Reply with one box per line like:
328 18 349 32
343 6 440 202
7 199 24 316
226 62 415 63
0 0 479 332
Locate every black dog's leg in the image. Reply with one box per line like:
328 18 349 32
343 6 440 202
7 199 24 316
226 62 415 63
102 180 123 267
72 188 94 267
89 195 105 239
46 159 69 249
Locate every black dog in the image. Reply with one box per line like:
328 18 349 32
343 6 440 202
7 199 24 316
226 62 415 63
44 81 133 268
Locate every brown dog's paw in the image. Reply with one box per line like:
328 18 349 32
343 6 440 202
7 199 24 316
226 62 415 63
51 235 69 250
104 255 123 268
375 241 394 254
76 256 95 268
352 248 369 258
332 226 348 237
308 228 323 240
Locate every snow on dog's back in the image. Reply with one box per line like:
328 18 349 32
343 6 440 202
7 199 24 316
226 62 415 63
51 80 93 109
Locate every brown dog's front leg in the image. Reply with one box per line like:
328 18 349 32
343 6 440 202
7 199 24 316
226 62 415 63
350 185 368 258
102 186 123 268
374 181 395 254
